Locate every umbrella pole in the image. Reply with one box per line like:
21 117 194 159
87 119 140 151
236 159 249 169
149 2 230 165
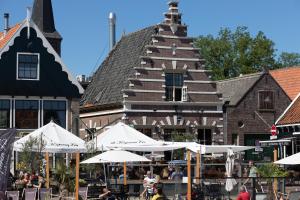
45 152 50 188
196 150 200 185
123 161 127 185
187 150 191 200
76 152 80 200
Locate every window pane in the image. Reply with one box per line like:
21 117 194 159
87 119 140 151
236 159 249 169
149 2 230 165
165 73 173 86
15 100 38 129
174 88 182 101
174 74 183 86
165 87 173 101
0 100 10 128
43 100 66 128
18 54 38 79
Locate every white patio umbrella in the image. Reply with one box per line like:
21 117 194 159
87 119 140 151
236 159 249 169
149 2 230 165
274 152 300 165
13 121 86 200
81 149 150 186
81 149 151 163
225 148 237 195
92 122 159 150
14 121 86 153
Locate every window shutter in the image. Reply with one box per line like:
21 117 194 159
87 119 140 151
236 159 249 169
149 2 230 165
182 86 188 101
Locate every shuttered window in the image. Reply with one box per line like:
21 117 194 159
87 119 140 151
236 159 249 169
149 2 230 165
258 91 274 110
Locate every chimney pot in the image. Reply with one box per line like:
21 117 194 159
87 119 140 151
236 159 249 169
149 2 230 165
108 12 116 51
4 13 9 35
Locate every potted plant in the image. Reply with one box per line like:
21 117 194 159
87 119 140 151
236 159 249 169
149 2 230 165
257 163 288 200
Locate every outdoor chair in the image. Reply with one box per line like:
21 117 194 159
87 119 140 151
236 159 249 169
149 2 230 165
22 188 37 200
5 191 19 200
79 187 88 200
287 190 300 200
39 188 52 200
128 184 141 199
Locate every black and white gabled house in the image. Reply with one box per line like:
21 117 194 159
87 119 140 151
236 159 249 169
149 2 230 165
0 0 83 135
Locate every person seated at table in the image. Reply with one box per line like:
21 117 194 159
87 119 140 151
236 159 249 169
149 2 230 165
236 186 250 200
152 187 165 200
99 188 115 200
141 171 156 198
30 170 38 186
33 174 45 188
171 167 183 181
22 173 31 187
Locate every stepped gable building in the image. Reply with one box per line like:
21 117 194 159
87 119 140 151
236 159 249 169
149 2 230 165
81 1 224 145
218 71 291 161
0 0 83 135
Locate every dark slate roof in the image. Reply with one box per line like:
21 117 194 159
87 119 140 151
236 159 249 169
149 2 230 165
31 0 62 39
217 73 263 106
81 26 156 107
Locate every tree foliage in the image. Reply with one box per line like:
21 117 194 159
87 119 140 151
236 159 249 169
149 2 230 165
195 26 300 80
277 52 300 68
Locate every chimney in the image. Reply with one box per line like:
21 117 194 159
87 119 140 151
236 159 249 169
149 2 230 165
109 12 116 51
4 13 9 35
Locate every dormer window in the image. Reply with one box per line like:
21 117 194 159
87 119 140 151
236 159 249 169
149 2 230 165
17 53 39 80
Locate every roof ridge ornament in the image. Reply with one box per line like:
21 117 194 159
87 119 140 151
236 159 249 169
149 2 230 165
26 7 32 39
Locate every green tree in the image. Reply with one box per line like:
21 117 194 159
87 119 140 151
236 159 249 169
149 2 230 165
277 52 300 68
257 163 288 200
195 26 277 80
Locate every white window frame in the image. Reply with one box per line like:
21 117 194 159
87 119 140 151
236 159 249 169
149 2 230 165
165 73 184 102
182 86 188 102
16 52 40 81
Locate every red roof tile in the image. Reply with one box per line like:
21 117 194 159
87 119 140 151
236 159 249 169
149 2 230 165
0 23 22 49
277 95 300 125
270 67 300 100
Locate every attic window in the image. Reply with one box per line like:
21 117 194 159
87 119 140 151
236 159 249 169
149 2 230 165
17 53 40 80
258 90 274 110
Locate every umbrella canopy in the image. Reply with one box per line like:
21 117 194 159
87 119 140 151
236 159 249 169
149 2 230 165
225 149 237 192
110 143 182 152
274 152 300 165
81 149 151 163
14 121 87 153
188 144 255 154
92 122 159 150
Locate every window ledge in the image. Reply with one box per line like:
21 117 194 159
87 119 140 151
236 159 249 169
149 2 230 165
258 109 275 113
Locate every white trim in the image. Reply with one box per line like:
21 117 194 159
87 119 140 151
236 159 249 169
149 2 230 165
152 34 193 40
80 108 124 118
146 45 200 51
184 80 215 84
275 92 300 125
134 67 162 71
128 78 164 82
276 123 300 128
133 67 211 73
123 89 165 93
141 56 204 62
189 91 218 95
16 52 40 81
123 100 222 106
0 20 84 94
124 109 223 114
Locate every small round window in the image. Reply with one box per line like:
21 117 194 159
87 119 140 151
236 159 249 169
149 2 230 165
238 121 244 128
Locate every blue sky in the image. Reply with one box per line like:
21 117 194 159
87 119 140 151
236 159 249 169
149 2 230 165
1 0 300 77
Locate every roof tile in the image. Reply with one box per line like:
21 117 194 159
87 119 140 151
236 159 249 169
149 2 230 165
270 67 300 100
0 23 22 49
277 96 300 125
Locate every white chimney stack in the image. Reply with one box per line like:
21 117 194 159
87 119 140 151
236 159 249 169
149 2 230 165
4 13 9 35
109 12 116 51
